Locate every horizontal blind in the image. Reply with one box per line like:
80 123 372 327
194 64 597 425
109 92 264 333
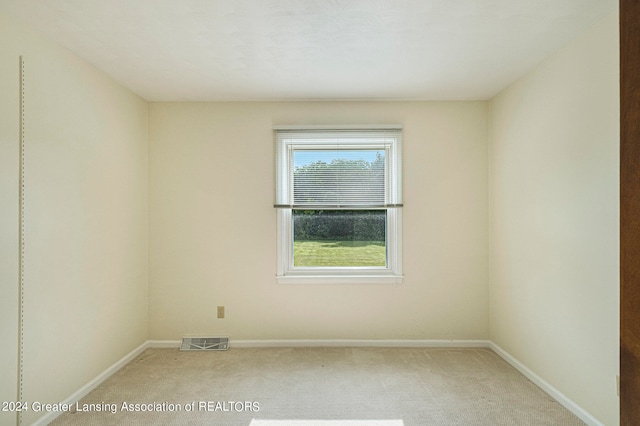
275 128 402 209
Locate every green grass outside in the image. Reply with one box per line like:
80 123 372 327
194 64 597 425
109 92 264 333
293 240 386 267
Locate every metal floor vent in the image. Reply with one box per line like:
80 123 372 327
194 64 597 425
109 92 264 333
180 336 229 351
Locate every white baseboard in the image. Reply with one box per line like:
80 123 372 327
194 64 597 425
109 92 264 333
148 339 181 348
146 339 491 349
31 341 150 426
489 342 603 426
229 339 491 348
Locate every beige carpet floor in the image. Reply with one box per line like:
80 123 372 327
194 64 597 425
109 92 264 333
51 347 585 426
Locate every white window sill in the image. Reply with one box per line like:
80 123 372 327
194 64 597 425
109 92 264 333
276 275 404 285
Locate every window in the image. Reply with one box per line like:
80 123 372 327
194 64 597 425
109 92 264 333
275 126 403 284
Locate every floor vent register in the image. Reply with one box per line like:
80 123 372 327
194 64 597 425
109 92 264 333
180 336 229 351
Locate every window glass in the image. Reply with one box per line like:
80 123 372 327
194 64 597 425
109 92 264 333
293 210 386 267
293 149 385 206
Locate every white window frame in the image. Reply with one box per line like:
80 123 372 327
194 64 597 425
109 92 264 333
275 125 403 285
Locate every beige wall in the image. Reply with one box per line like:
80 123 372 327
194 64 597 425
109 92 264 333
149 101 489 341
0 12 149 425
489 11 619 426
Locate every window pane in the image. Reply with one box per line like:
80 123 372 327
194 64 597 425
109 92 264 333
293 150 386 206
293 210 386 267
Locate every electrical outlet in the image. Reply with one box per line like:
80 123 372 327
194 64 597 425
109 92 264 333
217 306 225 319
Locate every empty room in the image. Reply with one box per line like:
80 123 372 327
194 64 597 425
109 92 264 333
0 0 625 425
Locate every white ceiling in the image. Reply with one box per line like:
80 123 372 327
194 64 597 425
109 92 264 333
0 0 617 101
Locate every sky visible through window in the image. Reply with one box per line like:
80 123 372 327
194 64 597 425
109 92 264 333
294 149 383 169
